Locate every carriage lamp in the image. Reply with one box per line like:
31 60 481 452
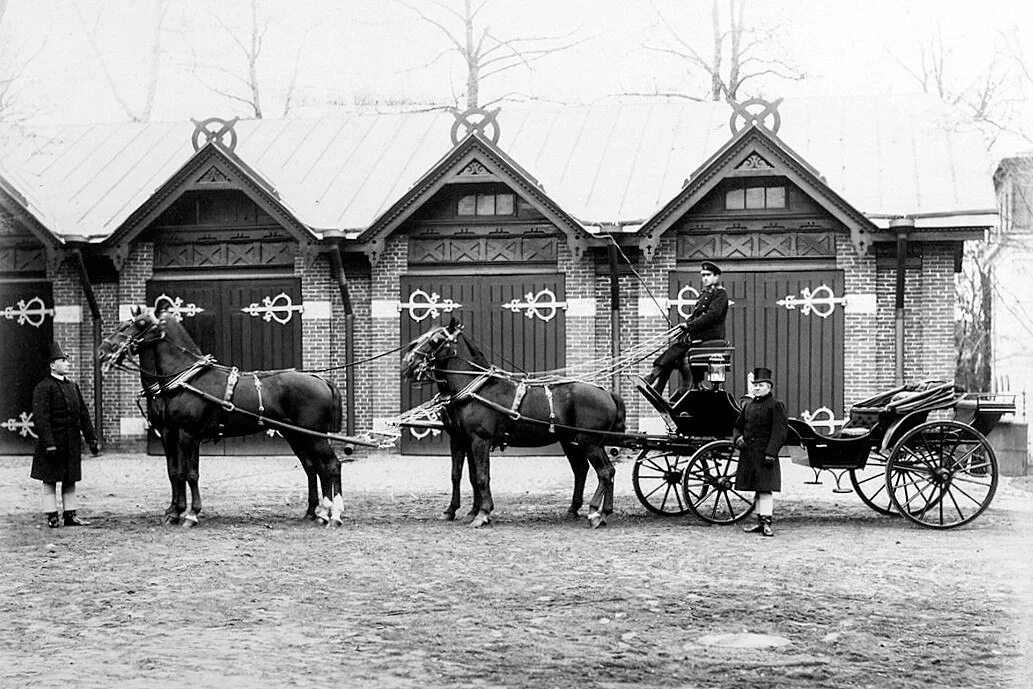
707 355 727 383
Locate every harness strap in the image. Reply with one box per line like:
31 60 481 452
511 381 528 415
543 385 557 434
223 367 240 403
142 355 216 396
253 374 265 426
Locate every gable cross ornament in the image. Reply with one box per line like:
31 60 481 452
728 97 783 136
449 107 501 146
191 117 240 152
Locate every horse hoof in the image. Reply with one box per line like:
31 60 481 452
304 512 317 521
468 514 492 528
164 515 179 526
327 518 343 528
587 512 607 529
440 511 457 521
181 516 198 529
564 510 580 521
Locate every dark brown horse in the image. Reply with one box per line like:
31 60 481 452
405 318 625 528
99 307 346 527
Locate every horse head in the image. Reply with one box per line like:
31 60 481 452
402 318 463 383
98 306 164 370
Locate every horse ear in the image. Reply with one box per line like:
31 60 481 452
130 305 141 317
447 316 459 331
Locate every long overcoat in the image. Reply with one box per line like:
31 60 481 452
653 284 730 369
30 375 96 484
732 392 788 492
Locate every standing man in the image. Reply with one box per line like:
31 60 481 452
30 342 100 528
733 367 788 537
639 260 729 395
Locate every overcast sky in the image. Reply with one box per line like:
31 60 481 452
2 0 1031 157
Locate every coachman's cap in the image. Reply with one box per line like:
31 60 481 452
701 261 722 275
43 342 68 361
751 367 773 384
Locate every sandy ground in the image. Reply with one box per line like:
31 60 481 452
1 449 1031 689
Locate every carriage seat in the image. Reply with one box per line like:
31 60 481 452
677 340 731 389
841 380 958 435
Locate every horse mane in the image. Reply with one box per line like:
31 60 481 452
159 313 203 356
458 331 490 368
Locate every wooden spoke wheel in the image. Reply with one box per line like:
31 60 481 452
632 449 694 516
885 421 999 529
849 453 898 516
681 440 756 524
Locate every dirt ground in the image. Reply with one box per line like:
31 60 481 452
2 449 1031 689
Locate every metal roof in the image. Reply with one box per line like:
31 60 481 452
0 95 998 242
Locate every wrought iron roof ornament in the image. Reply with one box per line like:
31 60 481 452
191 117 240 152
449 107 501 146
728 97 783 136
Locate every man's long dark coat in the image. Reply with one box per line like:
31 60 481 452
30 376 97 484
732 392 788 492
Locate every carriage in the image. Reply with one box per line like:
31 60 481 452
627 357 1015 529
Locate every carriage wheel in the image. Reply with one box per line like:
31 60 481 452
681 440 756 524
848 454 898 516
632 449 694 516
885 420 999 529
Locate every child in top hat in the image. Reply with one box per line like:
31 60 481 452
731 366 788 537
29 342 100 528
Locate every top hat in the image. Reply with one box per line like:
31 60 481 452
751 367 773 384
43 342 68 362
700 260 722 275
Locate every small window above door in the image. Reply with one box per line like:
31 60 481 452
725 184 787 210
457 192 516 216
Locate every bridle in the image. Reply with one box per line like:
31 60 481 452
404 327 461 384
99 313 167 372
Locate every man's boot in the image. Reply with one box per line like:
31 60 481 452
760 515 774 537
743 515 763 534
46 511 60 529
63 510 90 527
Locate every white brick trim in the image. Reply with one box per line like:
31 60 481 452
637 416 667 435
301 300 331 319
53 305 82 323
637 296 669 318
566 297 596 317
372 299 398 318
120 417 146 436
844 293 877 314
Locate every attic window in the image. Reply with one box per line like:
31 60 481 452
457 192 515 216
725 184 787 210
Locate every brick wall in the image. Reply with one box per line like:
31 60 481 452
558 241 594 369
111 242 153 448
367 236 406 449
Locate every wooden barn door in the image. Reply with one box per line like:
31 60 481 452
146 277 302 455
0 281 53 455
670 269 844 419
400 273 566 455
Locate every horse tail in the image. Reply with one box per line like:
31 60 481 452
323 376 343 433
610 390 626 435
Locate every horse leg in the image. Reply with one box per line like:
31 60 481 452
286 433 335 525
464 449 480 522
562 443 589 519
442 433 465 521
468 437 494 528
584 443 616 529
162 427 185 524
303 460 320 521
180 433 202 529
310 437 343 528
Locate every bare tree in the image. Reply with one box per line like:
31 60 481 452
191 0 311 119
647 0 805 102
73 0 171 122
396 0 585 109
0 0 48 124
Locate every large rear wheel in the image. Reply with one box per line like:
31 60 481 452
681 440 755 524
885 421 998 529
632 449 694 516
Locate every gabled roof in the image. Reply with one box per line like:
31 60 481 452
357 131 591 263
0 95 998 245
0 166 63 248
638 124 879 258
109 141 316 247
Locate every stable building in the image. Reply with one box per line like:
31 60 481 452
0 96 997 455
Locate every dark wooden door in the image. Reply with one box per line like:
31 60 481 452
670 269 844 419
0 281 54 455
400 273 566 455
146 277 302 455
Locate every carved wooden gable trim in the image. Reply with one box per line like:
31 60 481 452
197 165 232 184
735 152 774 171
453 159 498 182
409 235 557 264
677 231 837 260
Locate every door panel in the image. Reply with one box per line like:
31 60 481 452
146 277 302 455
0 281 53 455
400 273 565 455
669 268 844 419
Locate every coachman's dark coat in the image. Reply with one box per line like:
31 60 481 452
653 283 730 369
30 376 96 484
732 392 788 492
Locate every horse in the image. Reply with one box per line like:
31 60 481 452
98 306 346 527
404 318 625 528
